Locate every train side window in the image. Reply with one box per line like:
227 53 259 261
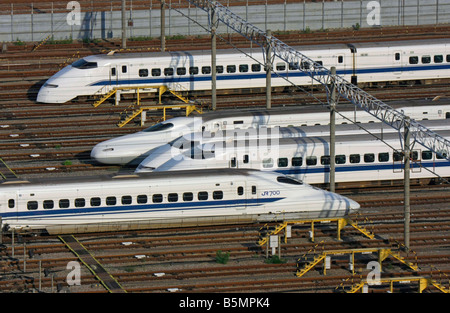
239 64 249 72
421 56 431 64
409 56 419 64
434 55 443 63
152 194 163 203
436 152 447 159
289 62 299 70
276 63 286 71
43 200 54 209
122 195 132 205
202 66 211 74
106 196 117 206
121 65 127 73
315 60 323 66
183 192 193 201
447 55 450 62
411 151 419 161
226 65 236 73
168 193 178 202
292 157 303 166
243 154 249 164
177 67 186 75
27 201 38 210
252 186 256 195
278 158 288 167
59 199 70 208
137 195 148 204
230 157 237 168
8 199 14 208
262 158 274 168
422 151 432 160
337 55 343 64
237 186 244 196
320 156 330 165
251 64 261 72
216 65 224 74
364 153 375 163
90 197 101 207
164 68 174 76
378 152 389 162
189 66 199 75
393 151 403 162
335 155 346 164
139 69 148 77
75 198 85 208
350 154 360 163
306 156 317 166
151 68 161 76
198 191 208 201
111 68 116 76
213 191 223 200
446 112 450 119
395 53 400 61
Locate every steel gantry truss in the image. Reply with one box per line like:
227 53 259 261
184 0 450 161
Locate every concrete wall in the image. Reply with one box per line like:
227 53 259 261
1 0 449 43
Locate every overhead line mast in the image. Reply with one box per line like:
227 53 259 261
184 0 450 161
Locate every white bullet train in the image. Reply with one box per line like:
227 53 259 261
0 169 359 234
37 39 450 103
146 130 450 187
135 119 450 173
90 101 450 165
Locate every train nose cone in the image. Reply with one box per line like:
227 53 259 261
90 144 113 164
346 197 360 214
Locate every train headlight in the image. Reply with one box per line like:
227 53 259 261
43 83 59 88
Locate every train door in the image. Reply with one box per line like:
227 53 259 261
229 153 238 168
336 54 345 73
109 65 118 86
411 150 421 173
393 50 402 75
117 63 130 86
1 192 19 226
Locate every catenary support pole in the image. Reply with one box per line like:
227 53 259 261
265 29 272 109
121 0 127 48
329 67 337 193
211 2 217 110
404 117 411 250
161 0 166 51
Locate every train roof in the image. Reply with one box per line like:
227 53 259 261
89 38 449 61
202 128 450 148
190 97 450 121
0 168 260 188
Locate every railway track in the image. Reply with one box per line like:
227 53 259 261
0 194 448 293
0 25 449 293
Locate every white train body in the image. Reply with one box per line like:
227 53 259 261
135 120 450 173
37 39 450 103
150 130 450 186
90 103 450 165
0 169 359 234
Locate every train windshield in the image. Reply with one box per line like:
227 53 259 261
169 137 200 150
142 122 174 132
277 176 303 185
71 59 98 69
189 145 215 159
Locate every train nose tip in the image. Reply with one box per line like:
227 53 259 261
347 197 360 213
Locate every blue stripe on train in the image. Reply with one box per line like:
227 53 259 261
2 197 284 220
89 63 450 87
